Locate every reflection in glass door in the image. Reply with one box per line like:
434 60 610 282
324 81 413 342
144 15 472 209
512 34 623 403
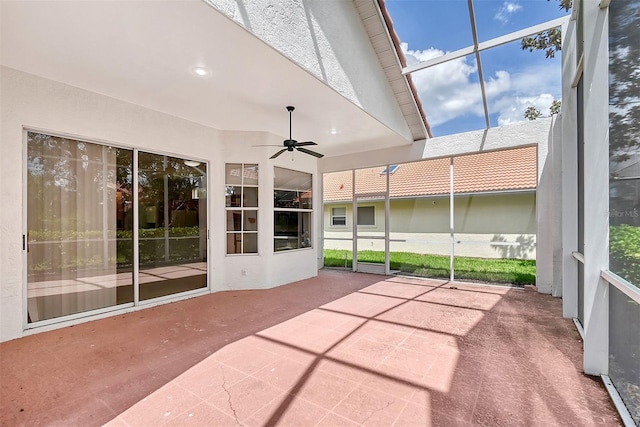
26 132 134 323
137 152 207 300
26 132 208 324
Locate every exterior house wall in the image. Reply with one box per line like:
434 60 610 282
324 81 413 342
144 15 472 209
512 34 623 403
204 0 412 142
0 67 318 342
324 193 537 259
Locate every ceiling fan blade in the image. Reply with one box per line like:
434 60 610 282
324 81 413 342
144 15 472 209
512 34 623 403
295 141 317 147
296 147 324 158
270 148 288 159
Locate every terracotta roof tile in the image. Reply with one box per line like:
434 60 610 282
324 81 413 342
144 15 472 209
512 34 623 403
323 146 537 201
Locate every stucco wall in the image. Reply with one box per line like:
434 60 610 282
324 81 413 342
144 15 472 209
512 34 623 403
324 193 537 259
0 67 318 342
204 0 412 142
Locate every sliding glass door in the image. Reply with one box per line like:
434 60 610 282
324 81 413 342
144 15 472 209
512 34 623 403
26 132 207 324
137 152 207 300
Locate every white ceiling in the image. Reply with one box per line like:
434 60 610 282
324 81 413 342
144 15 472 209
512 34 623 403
1 0 411 157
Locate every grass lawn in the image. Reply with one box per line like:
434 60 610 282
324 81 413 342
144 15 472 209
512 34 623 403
324 249 536 285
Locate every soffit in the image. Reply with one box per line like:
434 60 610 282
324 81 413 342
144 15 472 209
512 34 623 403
354 0 430 141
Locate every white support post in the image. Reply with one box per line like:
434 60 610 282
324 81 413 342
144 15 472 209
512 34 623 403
133 149 140 305
352 169 357 273
385 165 390 275
449 157 455 282
581 0 610 376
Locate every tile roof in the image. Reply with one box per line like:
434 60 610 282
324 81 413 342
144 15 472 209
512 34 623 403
323 146 537 201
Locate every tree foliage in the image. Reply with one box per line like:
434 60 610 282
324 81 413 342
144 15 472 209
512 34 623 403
521 28 563 58
608 1 640 165
550 99 561 115
524 106 542 121
521 0 572 58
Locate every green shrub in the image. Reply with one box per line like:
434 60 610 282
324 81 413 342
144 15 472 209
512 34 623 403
610 225 640 286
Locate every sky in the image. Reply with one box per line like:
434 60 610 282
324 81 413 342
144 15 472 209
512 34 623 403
385 0 570 136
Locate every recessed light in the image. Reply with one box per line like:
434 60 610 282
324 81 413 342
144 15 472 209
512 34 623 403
192 67 209 76
330 129 338 135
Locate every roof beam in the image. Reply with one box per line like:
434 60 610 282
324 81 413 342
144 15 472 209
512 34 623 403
402 15 569 76
467 0 490 129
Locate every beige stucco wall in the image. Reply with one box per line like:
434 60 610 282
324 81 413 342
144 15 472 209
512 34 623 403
324 192 537 259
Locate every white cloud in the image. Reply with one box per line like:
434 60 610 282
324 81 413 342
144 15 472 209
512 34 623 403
494 1 522 24
402 42 562 131
492 62 562 125
494 93 556 125
403 43 510 126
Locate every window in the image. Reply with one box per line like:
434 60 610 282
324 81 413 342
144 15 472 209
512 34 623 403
331 207 347 226
274 167 312 251
226 164 258 254
357 206 375 226
381 164 399 175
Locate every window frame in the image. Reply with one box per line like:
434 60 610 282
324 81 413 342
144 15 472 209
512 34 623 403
225 163 259 255
331 206 347 227
357 205 376 227
274 167 313 252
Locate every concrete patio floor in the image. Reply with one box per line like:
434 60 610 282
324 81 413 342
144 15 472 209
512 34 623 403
0 270 621 426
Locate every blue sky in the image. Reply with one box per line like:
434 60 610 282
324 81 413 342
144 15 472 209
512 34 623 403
385 0 570 136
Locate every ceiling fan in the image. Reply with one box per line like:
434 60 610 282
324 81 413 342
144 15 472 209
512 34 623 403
259 106 324 159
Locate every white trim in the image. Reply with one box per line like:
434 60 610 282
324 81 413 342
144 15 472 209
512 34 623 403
273 246 314 254
352 170 357 273
571 54 584 88
601 375 637 427
330 206 347 227
466 0 490 129
354 192 386 198
572 251 585 264
403 45 475 76
571 0 580 21
324 188 537 204
133 149 140 305
601 270 640 305
599 0 611 10
385 163 390 275
402 16 569 76
24 289 209 334
449 157 455 281
371 0 429 139
477 16 570 52
22 130 29 329
573 317 585 339
138 286 207 306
